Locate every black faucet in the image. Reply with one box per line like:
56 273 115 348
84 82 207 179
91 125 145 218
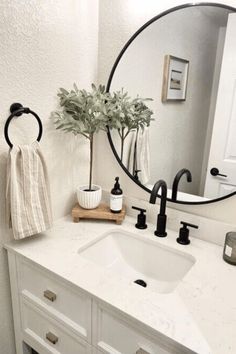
171 168 192 201
149 180 167 237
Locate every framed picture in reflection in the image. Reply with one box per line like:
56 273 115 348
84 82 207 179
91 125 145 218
162 55 189 102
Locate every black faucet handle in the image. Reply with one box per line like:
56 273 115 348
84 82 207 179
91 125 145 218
180 221 199 229
132 206 146 213
132 206 147 229
177 221 199 245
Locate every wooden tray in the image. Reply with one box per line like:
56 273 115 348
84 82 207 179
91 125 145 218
72 203 126 225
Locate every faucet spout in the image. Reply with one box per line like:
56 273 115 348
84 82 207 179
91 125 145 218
149 180 167 237
172 168 192 201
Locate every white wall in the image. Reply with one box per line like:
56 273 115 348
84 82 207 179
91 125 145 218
95 0 236 224
0 1 98 353
109 8 220 195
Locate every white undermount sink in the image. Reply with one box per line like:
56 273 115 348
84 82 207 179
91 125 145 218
78 230 196 294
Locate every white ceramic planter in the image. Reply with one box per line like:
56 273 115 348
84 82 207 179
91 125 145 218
76 185 102 209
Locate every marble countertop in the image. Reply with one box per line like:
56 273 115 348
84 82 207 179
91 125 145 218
4 215 236 354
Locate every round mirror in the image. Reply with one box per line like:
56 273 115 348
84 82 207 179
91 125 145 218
107 3 236 205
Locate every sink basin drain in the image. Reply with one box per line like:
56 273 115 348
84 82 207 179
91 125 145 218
134 279 147 287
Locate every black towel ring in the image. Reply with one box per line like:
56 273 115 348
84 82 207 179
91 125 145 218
4 103 43 148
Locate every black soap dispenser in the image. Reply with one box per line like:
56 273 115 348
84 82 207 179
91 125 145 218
110 177 123 213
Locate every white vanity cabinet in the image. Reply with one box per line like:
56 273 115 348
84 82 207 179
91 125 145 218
92 302 172 354
8 253 92 354
7 252 187 354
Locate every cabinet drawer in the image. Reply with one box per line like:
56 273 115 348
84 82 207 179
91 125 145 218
21 298 91 354
93 303 174 354
18 259 91 341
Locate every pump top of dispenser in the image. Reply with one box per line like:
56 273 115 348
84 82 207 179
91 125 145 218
111 177 122 195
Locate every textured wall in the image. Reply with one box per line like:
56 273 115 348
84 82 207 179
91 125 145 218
95 0 236 224
0 1 98 353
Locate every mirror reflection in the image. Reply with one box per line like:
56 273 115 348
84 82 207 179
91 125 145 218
109 5 236 203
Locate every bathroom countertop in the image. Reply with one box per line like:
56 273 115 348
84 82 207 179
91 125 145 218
4 215 236 354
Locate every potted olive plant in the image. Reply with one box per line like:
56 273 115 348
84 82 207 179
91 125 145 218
51 84 110 209
51 84 153 209
108 89 153 162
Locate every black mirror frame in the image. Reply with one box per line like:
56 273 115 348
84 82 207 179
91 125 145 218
106 2 236 205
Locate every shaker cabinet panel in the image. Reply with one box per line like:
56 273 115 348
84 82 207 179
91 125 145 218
93 303 172 354
18 259 91 341
21 298 92 354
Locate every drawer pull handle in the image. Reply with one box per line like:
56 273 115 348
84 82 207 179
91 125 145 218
136 349 150 354
46 332 58 345
44 290 57 302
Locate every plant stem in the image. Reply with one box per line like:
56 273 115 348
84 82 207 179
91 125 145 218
89 134 93 191
120 128 124 162
124 130 130 139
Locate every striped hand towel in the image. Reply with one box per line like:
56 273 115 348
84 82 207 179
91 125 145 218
6 141 53 240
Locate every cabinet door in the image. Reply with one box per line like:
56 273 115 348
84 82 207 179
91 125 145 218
18 258 91 342
21 298 91 354
92 303 176 354
23 341 93 354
